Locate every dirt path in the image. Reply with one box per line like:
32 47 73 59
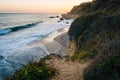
46 55 91 80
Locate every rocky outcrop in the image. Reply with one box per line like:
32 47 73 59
61 14 79 19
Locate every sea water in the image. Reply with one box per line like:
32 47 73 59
0 13 73 80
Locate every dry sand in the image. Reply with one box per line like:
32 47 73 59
25 27 69 56
36 26 70 56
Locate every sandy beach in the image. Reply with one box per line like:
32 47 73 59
26 26 70 57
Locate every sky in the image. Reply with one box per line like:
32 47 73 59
0 0 92 13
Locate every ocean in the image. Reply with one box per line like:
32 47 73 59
0 13 73 80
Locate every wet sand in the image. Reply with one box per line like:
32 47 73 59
26 26 70 56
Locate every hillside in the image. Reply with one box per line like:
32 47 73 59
62 0 120 19
68 0 120 80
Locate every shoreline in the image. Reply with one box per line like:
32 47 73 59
6 26 70 68
27 26 70 56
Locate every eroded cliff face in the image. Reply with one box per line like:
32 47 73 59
69 40 77 56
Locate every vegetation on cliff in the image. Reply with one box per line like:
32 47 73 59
68 0 120 80
62 0 120 19
69 12 120 60
69 0 120 15
84 54 120 80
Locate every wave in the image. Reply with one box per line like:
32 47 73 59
0 21 43 35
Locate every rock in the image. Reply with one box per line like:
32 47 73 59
56 16 59 18
60 17 64 20
49 16 55 18
66 22 69 24
61 14 79 19
0 55 4 60
49 16 59 18
58 21 61 22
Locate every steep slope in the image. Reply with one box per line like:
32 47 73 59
68 0 120 80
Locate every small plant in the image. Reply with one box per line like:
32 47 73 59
70 55 77 61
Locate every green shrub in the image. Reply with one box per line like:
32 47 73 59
8 55 55 80
70 49 97 62
70 55 77 61
79 51 95 60
83 54 120 80
76 49 98 62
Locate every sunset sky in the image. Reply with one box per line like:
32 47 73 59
0 0 92 13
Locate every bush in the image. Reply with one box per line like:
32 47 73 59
73 49 97 62
78 51 95 60
68 11 108 40
83 54 120 80
8 56 55 80
70 55 77 61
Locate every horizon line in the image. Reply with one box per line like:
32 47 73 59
0 12 64 14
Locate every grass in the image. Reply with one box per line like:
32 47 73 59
7 55 55 80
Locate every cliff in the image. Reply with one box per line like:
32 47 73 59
68 0 120 79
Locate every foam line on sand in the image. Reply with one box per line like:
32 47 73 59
27 26 70 56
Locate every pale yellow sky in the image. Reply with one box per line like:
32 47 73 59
0 0 92 13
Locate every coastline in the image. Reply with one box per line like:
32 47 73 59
27 26 70 56
6 26 70 70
